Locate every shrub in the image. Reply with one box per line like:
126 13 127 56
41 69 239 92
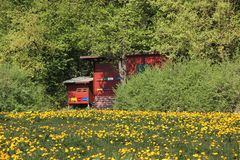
113 59 240 112
0 63 50 112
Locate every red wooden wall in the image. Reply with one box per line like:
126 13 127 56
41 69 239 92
126 54 167 76
66 83 94 105
93 63 120 96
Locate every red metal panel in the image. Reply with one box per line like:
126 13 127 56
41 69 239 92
93 63 120 96
126 54 167 75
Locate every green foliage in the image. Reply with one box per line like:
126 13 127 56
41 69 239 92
150 0 240 61
114 59 240 112
0 64 50 112
0 0 240 108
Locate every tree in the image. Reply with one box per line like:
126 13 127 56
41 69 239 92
0 0 240 107
150 0 240 61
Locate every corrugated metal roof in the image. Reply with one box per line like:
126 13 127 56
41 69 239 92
126 51 161 56
63 76 93 84
79 52 166 60
80 56 103 59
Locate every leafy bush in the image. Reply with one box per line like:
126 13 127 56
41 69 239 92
0 64 50 112
113 59 240 112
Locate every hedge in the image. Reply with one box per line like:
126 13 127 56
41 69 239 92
113 59 240 112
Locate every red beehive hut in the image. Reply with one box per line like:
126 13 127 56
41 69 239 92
79 56 121 108
63 77 94 108
126 53 167 75
64 52 167 109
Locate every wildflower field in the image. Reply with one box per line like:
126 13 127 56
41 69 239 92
0 111 239 160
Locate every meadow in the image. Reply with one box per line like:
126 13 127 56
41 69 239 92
0 110 239 160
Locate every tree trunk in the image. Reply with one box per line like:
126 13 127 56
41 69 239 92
118 55 127 83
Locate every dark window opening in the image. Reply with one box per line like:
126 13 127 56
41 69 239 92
136 64 149 73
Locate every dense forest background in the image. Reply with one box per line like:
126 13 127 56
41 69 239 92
0 0 240 111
